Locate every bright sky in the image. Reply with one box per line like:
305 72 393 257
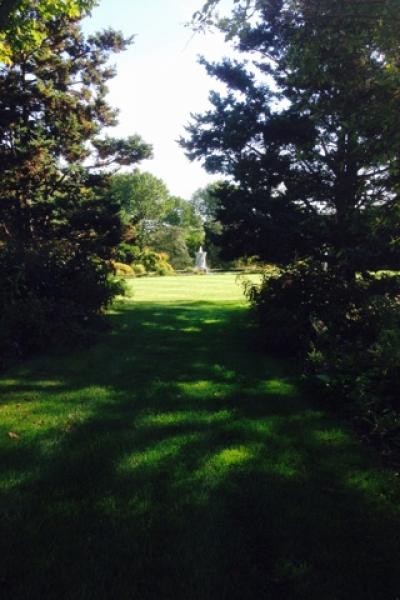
82 0 234 199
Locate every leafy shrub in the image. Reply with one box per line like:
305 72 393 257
111 260 134 278
307 292 400 457
0 243 123 366
247 260 400 460
116 243 141 264
234 255 265 272
245 260 352 355
156 262 175 276
132 263 146 276
139 247 161 271
148 226 192 270
138 248 175 275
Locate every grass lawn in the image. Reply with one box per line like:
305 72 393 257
0 273 399 599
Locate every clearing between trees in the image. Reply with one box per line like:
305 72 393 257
0 274 399 599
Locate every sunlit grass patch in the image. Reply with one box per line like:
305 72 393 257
213 445 255 466
313 429 352 445
123 273 261 304
137 409 233 428
178 380 236 400
212 364 236 381
289 408 326 422
0 377 64 389
0 477 27 494
263 378 297 396
195 444 259 486
119 434 199 472
181 326 202 333
203 318 224 325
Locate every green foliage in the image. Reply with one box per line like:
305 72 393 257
307 285 400 455
111 178 205 268
190 183 221 222
111 261 134 278
131 263 146 277
164 196 202 229
111 170 170 243
185 227 205 258
156 262 175 277
246 260 334 355
114 242 175 276
247 262 400 458
115 243 141 265
149 226 193 270
0 13 151 361
183 0 400 272
134 247 175 276
162 195 205 258
190 183 228 267
0 243 123 365
233 256 269 272
0 0 96 62
186 0 400 458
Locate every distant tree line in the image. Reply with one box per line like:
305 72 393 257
109 171 229 274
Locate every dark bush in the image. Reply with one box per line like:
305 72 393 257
308 291 400 457
247 262 400 460
246 260 367 355
0 242 123 367
115 242 141 264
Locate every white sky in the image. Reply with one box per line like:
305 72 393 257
83 0 235 199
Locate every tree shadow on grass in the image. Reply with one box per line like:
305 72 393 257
0 301 399 599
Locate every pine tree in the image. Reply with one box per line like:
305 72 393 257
0 15 152 360
183 0 400 273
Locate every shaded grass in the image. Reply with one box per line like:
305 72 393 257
0 274 399 599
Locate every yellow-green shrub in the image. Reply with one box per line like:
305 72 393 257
132 263 146 276
111 261 134 278
139 248 175 275
156 261 175 276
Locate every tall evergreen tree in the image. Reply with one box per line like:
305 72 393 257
0 14 152 359
183 0 400 272
0 19 151 251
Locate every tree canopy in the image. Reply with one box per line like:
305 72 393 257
111 170 170 249
0 22 151 249
190 182 221 223
183 0 400 271
0 11 151 359
0 0 96 62
111 171 205 266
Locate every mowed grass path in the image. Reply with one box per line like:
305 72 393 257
0 274 399 599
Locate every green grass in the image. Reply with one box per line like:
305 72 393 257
0 273 399 599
